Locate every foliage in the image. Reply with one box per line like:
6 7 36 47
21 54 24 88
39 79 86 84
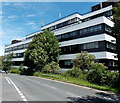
87 63 107 85
2 53 13 71
72 51 95 71
9 67 21 74
42 61 60 74
87 62 119 87
112 3 120 72
33 72 41 76
0 56 4 69
63 67 85 79
24 30 60 71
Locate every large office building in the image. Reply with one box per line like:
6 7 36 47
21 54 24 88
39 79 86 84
4 2 118 70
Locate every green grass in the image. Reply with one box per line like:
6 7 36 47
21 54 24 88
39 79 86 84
33 72 119 93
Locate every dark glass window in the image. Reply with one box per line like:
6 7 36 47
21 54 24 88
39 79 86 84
83 42 98 49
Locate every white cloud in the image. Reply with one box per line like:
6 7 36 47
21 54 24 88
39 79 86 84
26 22 35 25
13 3 24 6
27 14 36 17
8 15 18 19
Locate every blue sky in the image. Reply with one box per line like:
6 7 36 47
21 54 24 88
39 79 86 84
0 2 100 56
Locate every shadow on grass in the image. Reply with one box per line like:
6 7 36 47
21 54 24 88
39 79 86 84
67 92 120 103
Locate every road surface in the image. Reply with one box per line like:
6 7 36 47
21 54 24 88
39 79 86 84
1 73 120 103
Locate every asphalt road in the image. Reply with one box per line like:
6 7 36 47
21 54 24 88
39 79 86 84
1 73 120 103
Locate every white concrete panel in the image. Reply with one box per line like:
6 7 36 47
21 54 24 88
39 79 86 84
83 5 112 19
4 49 26 55
59 34 116 47
41 13 83 30
105 34 116 44
53 16 113 36
59 52 117 60
5 38 32 48
11 58 24 61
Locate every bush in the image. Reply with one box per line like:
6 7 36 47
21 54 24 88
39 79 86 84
87 63 107 85
33 72 41 76
87 62 119 87
9 68 21 74
72 51 95 71
105 71 119 87
42 61 60 74
63 67 85 79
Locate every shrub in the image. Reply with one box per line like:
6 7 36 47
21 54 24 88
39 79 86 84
105 71 119 87
87 63 119 87
63 67 85 79
42 61 60 74
86 63 107 85
72 51 95 71
42 64 51 73
33 72 41 76
9 68 21 74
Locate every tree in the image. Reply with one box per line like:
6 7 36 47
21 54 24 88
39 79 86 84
72 51 95 71
112 3 120 72
24 30 60 71
3 53 13 72
42 61 60 74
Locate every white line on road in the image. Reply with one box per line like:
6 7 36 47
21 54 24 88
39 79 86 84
5 77 11 84
67 92 82 98
6 77 28 102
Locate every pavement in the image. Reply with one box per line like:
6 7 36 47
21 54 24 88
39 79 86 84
1 73 120 103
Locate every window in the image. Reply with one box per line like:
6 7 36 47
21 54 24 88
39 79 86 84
83 42 98 49
107 42 116 50
105 25 112 33
64 60 71 66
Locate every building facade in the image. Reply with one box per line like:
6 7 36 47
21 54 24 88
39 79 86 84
4 2 118 70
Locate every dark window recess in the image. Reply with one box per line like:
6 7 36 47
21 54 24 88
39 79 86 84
59 60 73 68
13 61 23 66
5 43 29 53
48 17 80 31
59 59 118 70
60 41 116 55
83 10 113 22
57 23 109 42
98 59 118 70
13 53 24 58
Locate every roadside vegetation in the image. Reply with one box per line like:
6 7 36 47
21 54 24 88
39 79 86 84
2 3 120 93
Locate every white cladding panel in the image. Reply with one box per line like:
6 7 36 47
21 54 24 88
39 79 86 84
83 5 112 19
53 16 114 36
41 13 83 30
59 52 117 60
4 49 26 55
59 34 116 47
5 38 32 49
11 58 24 61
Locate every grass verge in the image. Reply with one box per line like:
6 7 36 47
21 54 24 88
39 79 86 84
33 72 119 93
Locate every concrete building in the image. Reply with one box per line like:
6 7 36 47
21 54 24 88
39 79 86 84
4 2 118 70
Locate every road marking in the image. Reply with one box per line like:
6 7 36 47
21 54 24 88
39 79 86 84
5 77 11 84
67 92 80 97
6 77 28 102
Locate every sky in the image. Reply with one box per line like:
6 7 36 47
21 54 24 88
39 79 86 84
0 2 102 56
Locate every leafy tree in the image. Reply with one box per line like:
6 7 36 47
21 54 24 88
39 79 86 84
3 53 13 72
112 3 120 72
24 30 60 71
72 51 95 71
42 61 60 74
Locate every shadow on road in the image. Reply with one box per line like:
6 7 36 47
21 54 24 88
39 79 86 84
67 92 120 103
